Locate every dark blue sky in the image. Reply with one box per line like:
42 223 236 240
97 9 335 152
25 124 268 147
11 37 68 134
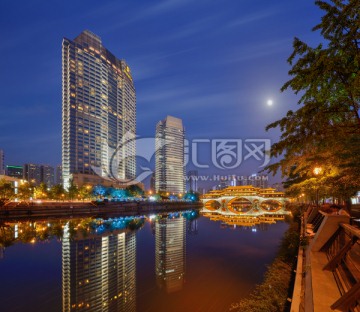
0 0 323 184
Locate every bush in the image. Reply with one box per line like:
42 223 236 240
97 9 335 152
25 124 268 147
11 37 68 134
230 206 301 312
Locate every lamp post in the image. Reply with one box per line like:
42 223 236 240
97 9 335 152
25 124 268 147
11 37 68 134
313 167 322 208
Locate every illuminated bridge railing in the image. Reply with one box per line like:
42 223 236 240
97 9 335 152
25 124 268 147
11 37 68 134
321 223 360 311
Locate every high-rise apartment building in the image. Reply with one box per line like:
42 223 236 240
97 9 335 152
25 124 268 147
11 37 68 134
187 170 198 192
0 149 4 175
62 224 136 312
56 164 62 185
62 30 136 189
155 217 186 293
23 163 42 185
41 165 55 187
155 116 185 194
246 174 268 189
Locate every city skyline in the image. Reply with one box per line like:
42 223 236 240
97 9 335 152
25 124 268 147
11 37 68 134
1 0 324 180
0 2 358 311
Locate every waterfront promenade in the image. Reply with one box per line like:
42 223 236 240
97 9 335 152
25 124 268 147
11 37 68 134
290 205 360 312
0 201 203 220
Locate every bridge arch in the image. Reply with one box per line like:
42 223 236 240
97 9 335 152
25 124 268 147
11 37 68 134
227 197 253 214
259 199 283 212
204 200 221 211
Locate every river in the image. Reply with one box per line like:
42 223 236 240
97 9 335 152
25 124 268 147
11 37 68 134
0 210 288 312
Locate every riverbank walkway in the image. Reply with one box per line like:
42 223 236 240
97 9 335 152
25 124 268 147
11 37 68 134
290 205 360 312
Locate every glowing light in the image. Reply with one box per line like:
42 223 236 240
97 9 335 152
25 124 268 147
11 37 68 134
313 167 322 175
267 99 273 106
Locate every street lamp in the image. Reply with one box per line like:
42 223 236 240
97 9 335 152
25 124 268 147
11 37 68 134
313 167 322 208
313 167 322 176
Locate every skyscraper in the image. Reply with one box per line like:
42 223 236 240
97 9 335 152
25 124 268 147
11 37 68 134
247 174 268 189
23 163 41 185
155 217 186 293
56 164 63 185
155 116 185 194
62 30 136 189
41 165 55 187
187 170 198 192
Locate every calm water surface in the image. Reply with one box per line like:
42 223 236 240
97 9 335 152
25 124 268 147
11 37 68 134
0 211 288 312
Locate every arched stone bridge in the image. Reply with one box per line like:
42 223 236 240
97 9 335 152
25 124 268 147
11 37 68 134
201 186 289 216
202 195 289 216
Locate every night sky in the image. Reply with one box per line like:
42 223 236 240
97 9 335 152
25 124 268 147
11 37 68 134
0 0 324 186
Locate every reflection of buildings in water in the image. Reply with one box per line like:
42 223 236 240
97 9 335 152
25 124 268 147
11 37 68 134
62 224 136 312
150 220 156 236
155 217 186 293
0 246 4 259
187 219 198 235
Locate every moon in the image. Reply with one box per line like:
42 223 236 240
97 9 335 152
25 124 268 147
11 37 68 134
267 99 273 106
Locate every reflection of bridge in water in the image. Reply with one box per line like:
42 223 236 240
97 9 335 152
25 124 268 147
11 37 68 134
202 211 286 231
201 186 289 216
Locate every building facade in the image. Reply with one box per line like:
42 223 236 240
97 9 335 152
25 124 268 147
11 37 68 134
155 116 185 194
187 170 198 192
246 174 269 189
6 165 23 179
62 30 136 189
41 165 55 187
56 164 63 185
23 163 42 185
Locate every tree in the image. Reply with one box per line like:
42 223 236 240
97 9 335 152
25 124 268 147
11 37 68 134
0 179 14 208
183 191 200 202
34 182 48 199
126 184 144 197
78 185 93 200
17 181 34 201
49 184 65 200
67 179 78 200
93 185 106 199
266 0 360 203
108 187 130 199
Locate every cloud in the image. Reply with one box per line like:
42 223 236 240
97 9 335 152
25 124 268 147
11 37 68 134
130 47 197 81
0 132 60 146
223 38 292 64
137 88 244 124
0 103 50 117
101 0 195 34
160 15 219 41
225 10 278 29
